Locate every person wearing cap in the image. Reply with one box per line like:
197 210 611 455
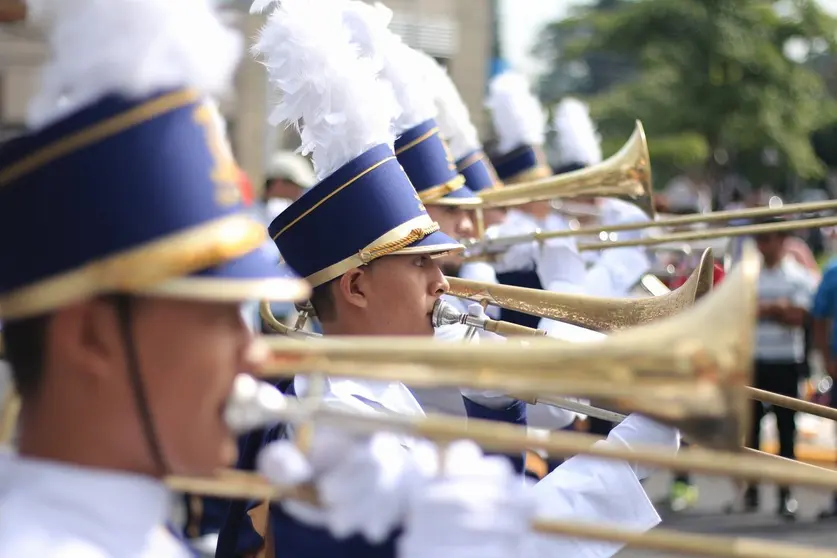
263 151 317 222
214 2 531 556
213 3 679 558
0 1 311 557
338 3 580 482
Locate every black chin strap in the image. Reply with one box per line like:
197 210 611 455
112 295 169 475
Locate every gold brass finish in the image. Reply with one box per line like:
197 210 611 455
526 198 837 242
577 215 837 251
478 121 654 219
258 244 760 450
447 248 712 331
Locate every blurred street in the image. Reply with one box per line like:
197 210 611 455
618 472 837 557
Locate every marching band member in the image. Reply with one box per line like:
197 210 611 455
341 2 578 466
485 70 578 330
216 1 528 554
413 50 505 295
0 0 310 556
215 2 680 557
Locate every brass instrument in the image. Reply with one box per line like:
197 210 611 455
467 209 837 258
448 248 713 331
170 374 837 558
257 243 759 450
525 198 837 242
260 299 547 338
478 121 655 219
577 214 837 251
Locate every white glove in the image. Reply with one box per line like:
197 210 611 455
398 440 534 558
257 428 424 543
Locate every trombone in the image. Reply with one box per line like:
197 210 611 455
261 250 712 338
172 375 837 558
256 244 760 451
448 247 714 331
577 214 837 251
478 121 655 219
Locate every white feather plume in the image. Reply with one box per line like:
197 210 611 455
485 71 546 156
553 97 602 167
415 52 480 161
342 1 436 134
252 0 400 180
26 0 242 131
249 0 276 14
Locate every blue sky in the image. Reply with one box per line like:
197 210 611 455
501 0 837 77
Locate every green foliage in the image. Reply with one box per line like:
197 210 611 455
533 0 837 186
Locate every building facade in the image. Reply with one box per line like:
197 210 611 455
0 0 494 193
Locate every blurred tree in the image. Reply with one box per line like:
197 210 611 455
534 0 636 103
533 0 837 190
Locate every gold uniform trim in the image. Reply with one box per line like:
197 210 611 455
305 214 463 288
0 214 271 320
0 89 199 187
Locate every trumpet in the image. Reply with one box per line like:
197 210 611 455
478 121 655 219
449 248 714 331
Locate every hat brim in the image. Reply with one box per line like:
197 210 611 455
391 229 464 257
141 246 310 303
425 185 483 207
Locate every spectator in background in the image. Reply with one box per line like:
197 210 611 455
746 218 815 520
260 152 316 331
811 258 837 519
263 151 316 222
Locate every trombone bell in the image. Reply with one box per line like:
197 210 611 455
478 121 654 219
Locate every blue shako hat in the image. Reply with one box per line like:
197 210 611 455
270 143 461 287
489 143 552 185
0 91 308 319
455 150 503 193
394 119 478 206
254 0 462 289
0 0 310 320
484 70 552 185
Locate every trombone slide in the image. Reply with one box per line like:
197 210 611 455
224 375 837 490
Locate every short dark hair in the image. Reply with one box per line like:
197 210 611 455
3 314 51 399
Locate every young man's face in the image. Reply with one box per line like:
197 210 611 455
426 205 472 274
351 254 449 336
133 298 252 476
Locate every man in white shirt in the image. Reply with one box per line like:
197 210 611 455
0 1 312 556
746 218 815 519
